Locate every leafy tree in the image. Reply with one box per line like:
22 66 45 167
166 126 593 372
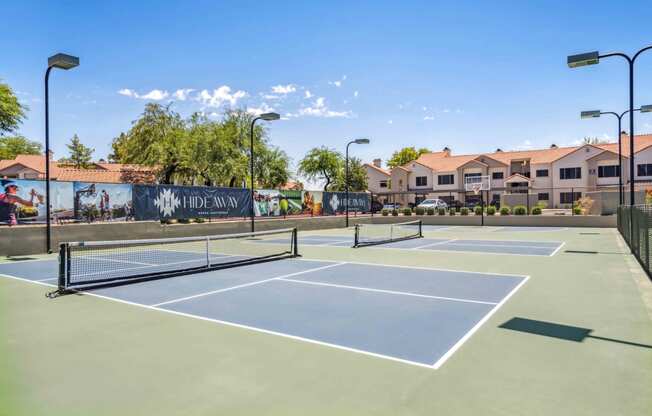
0 80 27 136
387 147 431 168
298 147 343 191
62 134 94 168
331 157 368 192
256 146 291 189
0 135 42 159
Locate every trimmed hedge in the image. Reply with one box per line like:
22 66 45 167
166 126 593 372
486 206 496 215
438 207 446 215
194 218 205 223
500 206 511 215
403 208 412 216
513 205 527 215
415 206 425 215
474 205 483 215
449 208 456 216
391 209 399 216
460 207 469 216
381 209 389 216
426 207 435 215
531 206 542 215
573 207 582 215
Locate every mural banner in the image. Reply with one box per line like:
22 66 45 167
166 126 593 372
322 191 371 215
254 189 304 217
0 179 73 225
133 185 251 221
74 182 133 222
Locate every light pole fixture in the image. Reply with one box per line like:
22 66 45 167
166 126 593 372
568 45 652 207
580 106 652 204
249 112 280 232
345 138 370 228
45 53 79 253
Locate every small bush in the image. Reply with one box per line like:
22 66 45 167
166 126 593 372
573 206 582 215
415 206 425 215
474 205 483 215
531 206 542 215
178 218 192 224
194 217 206 223
460 207 469 216
486 206 496 215
513 205 527 215
391 209 399 216
500 206 511 216
426 207 435 216
403 208 412 216
438 207 446 216
449 208 456 216
381 209 389 216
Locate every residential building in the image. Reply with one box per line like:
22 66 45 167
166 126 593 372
363 134 652 208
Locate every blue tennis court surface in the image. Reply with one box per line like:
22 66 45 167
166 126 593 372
260 235 564 256
0 257 527 368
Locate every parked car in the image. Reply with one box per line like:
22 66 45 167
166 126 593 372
417 198 448 210
382 203 401 210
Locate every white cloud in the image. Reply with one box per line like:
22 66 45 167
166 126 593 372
388 120 393 124
196 86 247 108
515 140 534 150
424 116 435 121
172 89 194 101
329 75 347 88
354 91 359 98
296 97 352 118
263 94 281 100
271 84 296 94
422 106 427 111
443 108 450 113
305 90 313 99
118 88 169 100
247 103 275 116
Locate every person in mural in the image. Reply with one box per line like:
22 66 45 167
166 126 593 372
0 180 37 225
100 189 111 221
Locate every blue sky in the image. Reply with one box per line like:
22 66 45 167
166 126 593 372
2 0 652 181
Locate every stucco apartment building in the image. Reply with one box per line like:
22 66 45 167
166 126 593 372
364 133 652 208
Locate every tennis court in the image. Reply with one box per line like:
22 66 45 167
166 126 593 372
1 222 651 415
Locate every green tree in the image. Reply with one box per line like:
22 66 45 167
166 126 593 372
0 135 42 159
256 146 291 189
62 134 94 168
331 157 368 192
298 147 343 191
0 80 27 136
387 147 431 168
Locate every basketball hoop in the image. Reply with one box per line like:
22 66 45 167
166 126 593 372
471 183 482 195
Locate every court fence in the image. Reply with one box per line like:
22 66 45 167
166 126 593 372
617 205 652 280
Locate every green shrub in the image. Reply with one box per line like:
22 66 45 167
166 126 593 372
531 206 542 215
403 208 412 216
194 217 206 223
391 209 399 216
426 207 435 216
573 206 582 215
486 206 496 215
449 208 456 216
500 206 511 215
513 205 527 215
438 207 446 215
474 205 483 215
415 206 425 215
460 207 469 216
381 209 389 216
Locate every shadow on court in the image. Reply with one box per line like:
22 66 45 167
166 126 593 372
499 317 652 350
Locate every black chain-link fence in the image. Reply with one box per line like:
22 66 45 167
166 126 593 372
618 205 652 279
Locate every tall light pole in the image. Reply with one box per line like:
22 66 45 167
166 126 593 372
581 105 652 205
345 138 370 228
568 45 652 206
45 53 79 253
249 112 280 232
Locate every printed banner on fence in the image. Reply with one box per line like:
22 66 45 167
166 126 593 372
302 190 323 215
74 182 133 222
0 179 73 224
322 192 370 215
254 189 304 216
133 185 251 220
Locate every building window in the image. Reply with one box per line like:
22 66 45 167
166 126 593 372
379 180 388 188
638 164 652 177
560 192 582 204
463 172 482 181
598 165 620 178
438 174 454 185
492 194 500 203
560 167 581 180
415 176 428 186
537 193 549 201
536 169 549 177
492 171 504 180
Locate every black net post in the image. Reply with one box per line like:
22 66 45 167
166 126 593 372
418 220 423 238
354 224 359 247
292 227 299 257
58 243 66 291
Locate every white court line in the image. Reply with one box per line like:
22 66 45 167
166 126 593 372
0 271 435 369
151 262 346 307
431 275 531 369
444 242 560 250
363 244 556 257
548 242 566 257
411 239 458 250
36 277 57 282
279 277 498 305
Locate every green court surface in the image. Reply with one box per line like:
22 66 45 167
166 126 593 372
1 226 652 415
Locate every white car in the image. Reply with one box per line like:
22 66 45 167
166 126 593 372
417 199 448 210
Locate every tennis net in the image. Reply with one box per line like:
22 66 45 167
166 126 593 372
354 220 423 247
57 227 298 291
